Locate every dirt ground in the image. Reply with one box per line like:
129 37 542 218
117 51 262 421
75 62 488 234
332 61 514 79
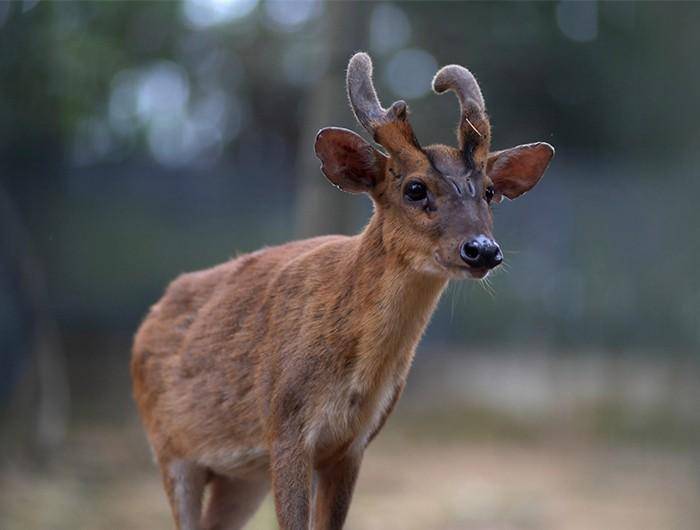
2 419 699 530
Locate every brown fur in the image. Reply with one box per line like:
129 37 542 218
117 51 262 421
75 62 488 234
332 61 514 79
131 52 554 530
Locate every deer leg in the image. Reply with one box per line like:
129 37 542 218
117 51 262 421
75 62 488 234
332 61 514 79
311 452 362 530
270 438 313 530
201 474 269 530
160 459 208 530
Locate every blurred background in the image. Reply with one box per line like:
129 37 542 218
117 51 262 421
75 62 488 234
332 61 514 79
1 1 699 529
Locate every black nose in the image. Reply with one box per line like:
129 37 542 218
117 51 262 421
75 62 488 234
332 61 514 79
460 236 503 269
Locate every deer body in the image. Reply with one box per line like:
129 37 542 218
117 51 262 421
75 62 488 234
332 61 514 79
132 53 554 530
133 221 444 468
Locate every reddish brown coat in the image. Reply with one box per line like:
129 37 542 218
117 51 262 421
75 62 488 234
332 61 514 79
131 52 554 530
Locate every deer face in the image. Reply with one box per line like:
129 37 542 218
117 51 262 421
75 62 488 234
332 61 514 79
315 53 554 280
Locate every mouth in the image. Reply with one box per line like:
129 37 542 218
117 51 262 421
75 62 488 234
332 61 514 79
433 252 490 280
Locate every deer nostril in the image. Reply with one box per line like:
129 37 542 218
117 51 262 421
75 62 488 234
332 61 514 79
461 241 481 262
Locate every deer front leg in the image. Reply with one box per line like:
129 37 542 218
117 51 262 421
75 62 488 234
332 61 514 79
270 435 313 530
312 452 362 530
159 459 208 530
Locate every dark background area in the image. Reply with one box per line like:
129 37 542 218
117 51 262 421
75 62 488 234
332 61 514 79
1 2 699 529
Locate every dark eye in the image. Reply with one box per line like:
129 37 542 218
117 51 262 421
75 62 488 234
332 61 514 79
484 185 495 203
404 180 427 202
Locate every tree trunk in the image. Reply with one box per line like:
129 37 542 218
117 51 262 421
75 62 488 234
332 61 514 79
294 3 373 238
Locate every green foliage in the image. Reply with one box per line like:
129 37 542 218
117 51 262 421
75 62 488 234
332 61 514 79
2 0 699 353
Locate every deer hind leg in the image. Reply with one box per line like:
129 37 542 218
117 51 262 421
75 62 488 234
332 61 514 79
160 459 208 530
201 474 270 530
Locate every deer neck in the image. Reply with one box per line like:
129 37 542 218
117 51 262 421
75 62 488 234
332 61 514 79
350 211 448 381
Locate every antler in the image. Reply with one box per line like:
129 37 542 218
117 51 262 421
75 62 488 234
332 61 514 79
346 52 421 158
432 65 491 167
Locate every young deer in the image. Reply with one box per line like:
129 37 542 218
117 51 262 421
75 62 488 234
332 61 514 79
131 52 553 530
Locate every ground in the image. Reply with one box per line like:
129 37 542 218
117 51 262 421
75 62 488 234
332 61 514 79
2 418 698 530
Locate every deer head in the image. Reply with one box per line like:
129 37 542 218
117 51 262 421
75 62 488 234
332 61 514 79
315 52 554 279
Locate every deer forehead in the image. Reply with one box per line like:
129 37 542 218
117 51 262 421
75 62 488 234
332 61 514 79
423 144 476 178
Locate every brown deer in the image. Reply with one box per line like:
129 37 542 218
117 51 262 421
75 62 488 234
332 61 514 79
131 52 554 530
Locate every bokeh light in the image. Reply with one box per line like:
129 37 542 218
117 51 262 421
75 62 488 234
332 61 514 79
182 0 258 29
557 0 598 42
384 48 438 99
369 3 411 55
264 0 323 33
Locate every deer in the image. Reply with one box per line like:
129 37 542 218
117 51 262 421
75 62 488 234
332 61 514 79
131 52 554 530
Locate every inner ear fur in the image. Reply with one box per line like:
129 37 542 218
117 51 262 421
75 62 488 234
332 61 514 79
314 127 387 194
487 142 554 201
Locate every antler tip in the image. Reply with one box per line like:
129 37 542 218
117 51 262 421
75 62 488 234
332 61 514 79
348 52 372 74
431 64 484 108
431 65 458 94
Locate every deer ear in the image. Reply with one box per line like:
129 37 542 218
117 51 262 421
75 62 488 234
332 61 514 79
315 127 386 193
487 142 554 201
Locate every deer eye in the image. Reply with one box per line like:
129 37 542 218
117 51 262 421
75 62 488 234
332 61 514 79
404 180 427 202
484 185 495 204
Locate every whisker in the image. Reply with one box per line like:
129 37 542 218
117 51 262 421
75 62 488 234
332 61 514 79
459 277 467 304
479 280 490 297
487 279 496 298
487 277 496 297
479 276 496 299
449 281 457 323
